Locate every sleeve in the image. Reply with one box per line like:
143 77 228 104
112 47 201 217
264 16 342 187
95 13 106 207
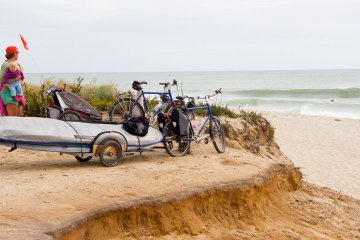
20 71 25 80
0 61 10 84
2 70 10 84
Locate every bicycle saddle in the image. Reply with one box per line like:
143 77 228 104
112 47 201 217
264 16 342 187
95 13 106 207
176 96 188 100
132 81 147 91
159 82 170 87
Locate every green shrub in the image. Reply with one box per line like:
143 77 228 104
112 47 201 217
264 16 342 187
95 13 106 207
67 76 84 95
79 83 118 111
195 104 238 118
209 105 238 118
22 77 118 116
21 77 256 123
23 84 48 117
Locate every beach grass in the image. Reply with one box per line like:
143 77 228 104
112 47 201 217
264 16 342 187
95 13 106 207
23 84 48 117
193 104 239 118
23 77 118 117
23 77 240 118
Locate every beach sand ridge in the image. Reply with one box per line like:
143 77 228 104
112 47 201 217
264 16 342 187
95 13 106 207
0 114 359 239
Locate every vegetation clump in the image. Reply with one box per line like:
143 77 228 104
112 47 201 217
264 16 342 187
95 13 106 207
238 110 263 126
221 109 276 154
195 104 238 118
22 76 273 147
23 76 118 117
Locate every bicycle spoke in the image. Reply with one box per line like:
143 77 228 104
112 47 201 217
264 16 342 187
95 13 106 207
163 124 191 157
109 98 144 123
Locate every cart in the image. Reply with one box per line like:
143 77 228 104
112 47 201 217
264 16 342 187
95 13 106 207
0 117 163 167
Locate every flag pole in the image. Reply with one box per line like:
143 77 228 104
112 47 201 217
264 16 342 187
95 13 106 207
19 34 44 82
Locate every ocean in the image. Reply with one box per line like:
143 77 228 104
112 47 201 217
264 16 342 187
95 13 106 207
26 70 360 119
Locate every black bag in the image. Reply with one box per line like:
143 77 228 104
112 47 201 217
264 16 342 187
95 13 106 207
123 116 150 136
157 112 167 132
171 108 190 136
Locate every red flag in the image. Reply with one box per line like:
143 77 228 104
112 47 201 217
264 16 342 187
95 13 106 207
19 34 29 50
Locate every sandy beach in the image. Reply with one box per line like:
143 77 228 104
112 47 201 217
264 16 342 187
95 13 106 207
3 0 360 238
264 112 360 200
0 113 359 239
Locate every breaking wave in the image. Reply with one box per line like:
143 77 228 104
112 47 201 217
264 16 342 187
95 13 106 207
227 88 360 99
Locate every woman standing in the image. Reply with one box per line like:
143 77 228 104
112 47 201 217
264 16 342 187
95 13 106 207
0 46 25 116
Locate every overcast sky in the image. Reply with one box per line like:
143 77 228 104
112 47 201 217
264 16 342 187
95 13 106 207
1 0 360 73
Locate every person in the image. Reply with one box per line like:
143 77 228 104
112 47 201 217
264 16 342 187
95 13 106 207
0 84 5 116
2 61 25 102
0 46 25 116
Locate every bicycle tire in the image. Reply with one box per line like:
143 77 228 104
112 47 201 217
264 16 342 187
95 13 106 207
163 123 191 157
109 98 144 123
210 117 226 153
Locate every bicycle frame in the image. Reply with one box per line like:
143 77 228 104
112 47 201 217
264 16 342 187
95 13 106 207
162 88 225 156
186 104 212 138
179 89 222 142
126 83 178 127
131 89 174 115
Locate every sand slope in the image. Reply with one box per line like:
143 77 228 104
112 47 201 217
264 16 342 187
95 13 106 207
0 115 359 240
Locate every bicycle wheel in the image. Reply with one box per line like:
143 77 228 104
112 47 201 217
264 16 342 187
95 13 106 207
210 117 226 153
163 124 191 157
109 98 144 123
58 110 82 121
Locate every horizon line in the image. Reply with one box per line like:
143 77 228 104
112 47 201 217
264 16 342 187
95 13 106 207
25 68 360 74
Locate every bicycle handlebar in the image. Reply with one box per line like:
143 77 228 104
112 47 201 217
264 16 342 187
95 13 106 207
176 89 221 101
159 79 178 89
195 88 222 100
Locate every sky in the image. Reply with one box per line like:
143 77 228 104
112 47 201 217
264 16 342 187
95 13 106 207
1 0 360 73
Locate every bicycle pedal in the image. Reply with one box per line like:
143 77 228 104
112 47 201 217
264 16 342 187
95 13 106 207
204 139 209 144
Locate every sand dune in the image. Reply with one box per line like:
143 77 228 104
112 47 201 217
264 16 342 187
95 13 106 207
0 114 359 239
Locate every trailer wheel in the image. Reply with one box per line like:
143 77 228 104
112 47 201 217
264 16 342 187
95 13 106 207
99 140 122 167
75 156 93 162
58 110 82 121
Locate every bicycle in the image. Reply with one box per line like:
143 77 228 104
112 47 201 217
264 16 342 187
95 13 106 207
163 89 226 157
109 79 179 126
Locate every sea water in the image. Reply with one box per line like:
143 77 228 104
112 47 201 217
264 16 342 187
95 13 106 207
26 69 360 119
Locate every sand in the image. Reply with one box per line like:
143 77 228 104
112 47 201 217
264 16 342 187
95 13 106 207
264 112 360 199
0 114 359 239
